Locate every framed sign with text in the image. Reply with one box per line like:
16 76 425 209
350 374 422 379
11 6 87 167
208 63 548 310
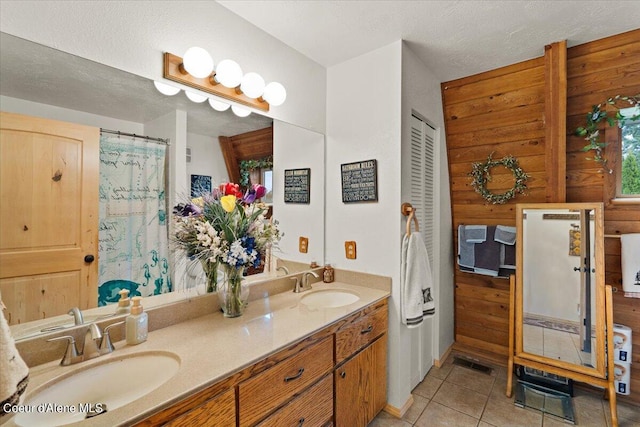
341 159 378 203
284 168 311 204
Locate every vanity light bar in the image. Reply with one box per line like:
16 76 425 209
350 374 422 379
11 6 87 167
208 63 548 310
163 52 269 112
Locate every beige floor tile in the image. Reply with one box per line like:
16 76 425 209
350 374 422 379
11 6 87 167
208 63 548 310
414 401 480 427
490 376 515 403
432 381 488 419
402 394 429 424
428 362 454 380
616 400 640 423
478 422 497 427
413 374 443 399
368 410 413 427
571 389 609 427
446 365 496 396
481 396 543 427
542 414 574 426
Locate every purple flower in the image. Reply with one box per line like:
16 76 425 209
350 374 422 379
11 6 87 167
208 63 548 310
253 184 267 199
243 188 257 204
173 203 201 216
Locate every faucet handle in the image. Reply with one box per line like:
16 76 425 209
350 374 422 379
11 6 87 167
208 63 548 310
47 335 79 366
100 321 125 355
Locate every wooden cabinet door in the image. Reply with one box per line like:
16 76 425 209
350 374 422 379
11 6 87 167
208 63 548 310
163 388 236 427
335 335 387 427
0 112 99 324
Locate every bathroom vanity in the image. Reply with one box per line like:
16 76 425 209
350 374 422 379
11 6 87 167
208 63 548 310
4 277 390 427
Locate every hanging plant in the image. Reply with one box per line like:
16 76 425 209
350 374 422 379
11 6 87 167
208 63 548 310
574 94 640 173
239 157 273 187
469 153 529 204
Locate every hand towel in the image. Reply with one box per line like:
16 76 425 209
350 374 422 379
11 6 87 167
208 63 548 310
457 225 475 269
0 300 29 416
464 225 487 243
401 232 435 328
474 226 501 276
494 225 517 245
621 233 640 294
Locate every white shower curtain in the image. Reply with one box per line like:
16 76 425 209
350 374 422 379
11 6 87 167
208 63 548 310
97 134 171 305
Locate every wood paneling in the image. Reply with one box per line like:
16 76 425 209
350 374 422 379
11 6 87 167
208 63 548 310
219 126 273 184
443 29 640 404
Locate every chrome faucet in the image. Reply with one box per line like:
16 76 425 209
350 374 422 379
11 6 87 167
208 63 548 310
47 321 124 366
68 307 84 325
277 266 290 275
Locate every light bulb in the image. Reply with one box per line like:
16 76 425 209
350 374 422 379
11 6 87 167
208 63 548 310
263 82 287 106
231 105 251 117
209 98 230 111
182 47 214 79
240 72 265 99
154 81 181 96
185 91 208 103
215 59 243 88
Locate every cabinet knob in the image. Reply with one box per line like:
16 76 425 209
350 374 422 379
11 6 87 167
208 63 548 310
298 417 305 427
284 367 305 382
340 371 346 378
84 254 95 263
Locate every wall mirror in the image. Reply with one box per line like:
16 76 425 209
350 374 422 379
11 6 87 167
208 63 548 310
515 202 605 378
0 32 325 340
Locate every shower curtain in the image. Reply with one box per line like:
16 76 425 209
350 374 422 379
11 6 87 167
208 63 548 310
97 134 171 305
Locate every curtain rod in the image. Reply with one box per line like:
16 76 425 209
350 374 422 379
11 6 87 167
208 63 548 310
100 128 170 145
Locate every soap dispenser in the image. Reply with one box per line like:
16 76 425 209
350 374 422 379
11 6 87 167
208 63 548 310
126 296 148 345
115 289 131 314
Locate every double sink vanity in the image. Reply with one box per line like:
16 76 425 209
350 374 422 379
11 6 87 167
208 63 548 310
3 271 390 427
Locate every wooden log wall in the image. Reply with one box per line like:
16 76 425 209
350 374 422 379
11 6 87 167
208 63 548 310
442 28 640 404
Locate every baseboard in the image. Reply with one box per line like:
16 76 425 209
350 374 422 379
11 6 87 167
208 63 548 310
383 394 414 418
434 343 453 367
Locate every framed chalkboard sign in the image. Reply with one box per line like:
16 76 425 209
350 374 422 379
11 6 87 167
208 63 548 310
284 168 311 203
341 159 378 203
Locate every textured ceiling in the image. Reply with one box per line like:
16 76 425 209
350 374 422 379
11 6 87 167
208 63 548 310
219 0 640 81
0 33 272 137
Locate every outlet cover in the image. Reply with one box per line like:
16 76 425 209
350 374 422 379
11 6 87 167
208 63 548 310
345 241 357 259
299 236 309 253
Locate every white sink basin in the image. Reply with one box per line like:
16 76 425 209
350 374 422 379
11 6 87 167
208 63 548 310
15 352 180 427
300 289 360 308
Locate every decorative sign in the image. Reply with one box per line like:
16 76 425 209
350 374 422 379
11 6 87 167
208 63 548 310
284 168 311 203
191 175 212 197
341 159 378 203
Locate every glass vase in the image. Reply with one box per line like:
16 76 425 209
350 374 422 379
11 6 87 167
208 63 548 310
218 265 249 318
201 260 219 293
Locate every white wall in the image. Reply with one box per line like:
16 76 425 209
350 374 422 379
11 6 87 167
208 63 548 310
326 41 407 408
186 132 229 194
401 43 455 364
0 95 144 134
0 1 326 133
273 121 325 265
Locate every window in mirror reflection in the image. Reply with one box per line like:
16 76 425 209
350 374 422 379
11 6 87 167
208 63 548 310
619 106 640 196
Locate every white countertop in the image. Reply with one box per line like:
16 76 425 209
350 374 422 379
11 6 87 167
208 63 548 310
2 281 389 427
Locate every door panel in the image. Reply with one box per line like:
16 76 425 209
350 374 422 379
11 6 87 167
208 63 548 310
0 112 99 325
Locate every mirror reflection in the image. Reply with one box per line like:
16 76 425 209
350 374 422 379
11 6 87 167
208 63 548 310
0 33 325 339
520 206 600 370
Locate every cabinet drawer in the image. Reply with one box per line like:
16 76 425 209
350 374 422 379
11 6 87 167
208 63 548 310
257 375 333 427
164 388 235 427
238 336 333 426
335 304 388 364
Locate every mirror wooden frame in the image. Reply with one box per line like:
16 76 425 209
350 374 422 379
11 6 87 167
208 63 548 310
506 202 618 426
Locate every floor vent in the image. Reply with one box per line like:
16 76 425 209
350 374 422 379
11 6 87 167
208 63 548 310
452 357 493 375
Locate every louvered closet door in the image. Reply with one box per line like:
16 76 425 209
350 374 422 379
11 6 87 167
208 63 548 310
409 115 435 266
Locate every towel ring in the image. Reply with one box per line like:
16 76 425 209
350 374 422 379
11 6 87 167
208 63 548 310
401 202 420 236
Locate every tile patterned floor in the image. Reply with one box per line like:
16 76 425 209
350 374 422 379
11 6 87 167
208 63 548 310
369 353 640 427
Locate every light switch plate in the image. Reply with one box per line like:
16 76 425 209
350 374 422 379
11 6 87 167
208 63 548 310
299 236 309 253
345 241 357 259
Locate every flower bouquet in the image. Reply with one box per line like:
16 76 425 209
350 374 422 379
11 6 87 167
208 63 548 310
173 182 281 317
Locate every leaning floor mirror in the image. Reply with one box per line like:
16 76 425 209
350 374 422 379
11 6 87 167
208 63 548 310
506 203 618 426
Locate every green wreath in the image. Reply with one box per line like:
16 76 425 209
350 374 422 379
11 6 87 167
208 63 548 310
239 157 273 187
470 154 529 204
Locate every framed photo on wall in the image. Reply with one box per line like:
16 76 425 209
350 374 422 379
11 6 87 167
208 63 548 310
191 174 212 197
